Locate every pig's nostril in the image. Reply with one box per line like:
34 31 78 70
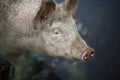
90 49 94 56
90 51 94 57
81 48 95 61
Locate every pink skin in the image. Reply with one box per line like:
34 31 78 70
0 0 94 64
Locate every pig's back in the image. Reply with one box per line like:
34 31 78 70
0 0 41 35
0 0 41 54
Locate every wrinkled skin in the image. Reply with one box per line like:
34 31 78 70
0 0 94 64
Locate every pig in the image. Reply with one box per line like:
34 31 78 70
0 0 94 65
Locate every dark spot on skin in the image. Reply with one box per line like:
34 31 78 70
65 53 68 55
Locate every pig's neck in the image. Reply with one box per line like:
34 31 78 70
19 32 45 54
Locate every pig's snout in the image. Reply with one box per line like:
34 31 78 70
81 48 95 61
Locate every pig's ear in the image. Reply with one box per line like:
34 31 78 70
33 0 56 30
63 0 78 15
39 0 56 22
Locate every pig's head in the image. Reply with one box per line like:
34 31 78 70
33 0 94 61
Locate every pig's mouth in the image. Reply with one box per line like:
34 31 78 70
81 48 95 61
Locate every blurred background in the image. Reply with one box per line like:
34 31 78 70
0 0 120 80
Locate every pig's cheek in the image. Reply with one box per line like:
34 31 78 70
45 42 57 56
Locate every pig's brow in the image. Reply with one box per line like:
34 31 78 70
49 17 66 26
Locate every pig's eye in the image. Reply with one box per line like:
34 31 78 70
53 28 62 35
